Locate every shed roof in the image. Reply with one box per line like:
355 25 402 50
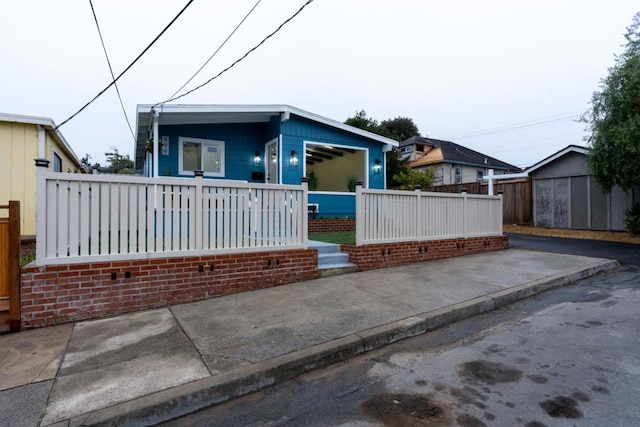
524 145 589 174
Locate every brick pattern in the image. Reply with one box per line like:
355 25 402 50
341 236 509 271
308 219 356 234
20 249 318 329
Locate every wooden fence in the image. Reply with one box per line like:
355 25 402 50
36 172 308 265
355 186 502 245
1 201 20 332
425 179 532 225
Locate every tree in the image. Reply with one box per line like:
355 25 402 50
379 117 420 142
393 168 435 190
344 110 380 133
585 12 640 192
344 110 419 188
104 147 135 174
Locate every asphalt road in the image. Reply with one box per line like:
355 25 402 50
507 233 640 266
165 237 640 427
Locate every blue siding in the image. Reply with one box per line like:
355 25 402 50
280 116 386 190
158 123 271 182
308 193 356 218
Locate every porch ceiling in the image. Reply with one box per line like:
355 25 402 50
305 146 356 165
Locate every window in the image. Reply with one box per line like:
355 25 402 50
454 166 462 184
53 152 62 172
477 170 484 181
178 137 225 177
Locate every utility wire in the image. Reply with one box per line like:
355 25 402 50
56 0 196 130
447 109 585 140
166 0 262 101
88 0 135 141
157 0 314 106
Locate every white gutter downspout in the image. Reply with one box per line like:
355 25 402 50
37 125 46 158
152 109 159 178
483 169 529 195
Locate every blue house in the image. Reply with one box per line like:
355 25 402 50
135 105 398 217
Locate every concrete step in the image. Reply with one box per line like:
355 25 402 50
317 264 358 277
318 252 350 266
308 240 342 255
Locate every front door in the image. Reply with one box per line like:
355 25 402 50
266 139 278 184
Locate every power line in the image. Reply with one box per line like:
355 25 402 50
88 0 135 141
447 109 585 140
55 0 196 130
157 0 315 106
166 0 262 101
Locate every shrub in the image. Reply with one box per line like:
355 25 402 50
624 202 640 235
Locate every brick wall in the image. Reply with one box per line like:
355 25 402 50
341 236 509 271
20 249 318 329
308 219 356 234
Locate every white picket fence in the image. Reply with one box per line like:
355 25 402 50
36 172 308 265
355 186 502 245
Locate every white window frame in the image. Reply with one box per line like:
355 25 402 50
178 137 225 177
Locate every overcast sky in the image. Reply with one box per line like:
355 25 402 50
1 1 637 168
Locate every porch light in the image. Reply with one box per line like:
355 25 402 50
254 151 261 167
290 150 299 168
373 158 381 174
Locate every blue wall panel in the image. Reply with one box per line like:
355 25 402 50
158 123 270 182
308 193 356 218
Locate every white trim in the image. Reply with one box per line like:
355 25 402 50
178 136 225 177
304 140 369 189
525 145 589 174
136 104 399 147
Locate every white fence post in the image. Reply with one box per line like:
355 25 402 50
194 171 204 251
414 185 422 240
34 159 50 265
355 181 364 246
498 190 504 232
300 177 309 247
461 187 468 238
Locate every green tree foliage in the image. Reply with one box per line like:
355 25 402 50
585 12 640 192
344 110 419 188
393 168 435 190
104 147 135 174
379 117 420 142
385 150 411 188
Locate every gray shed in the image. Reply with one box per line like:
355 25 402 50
527 145 639 231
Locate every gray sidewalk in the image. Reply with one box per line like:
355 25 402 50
0 249 618 426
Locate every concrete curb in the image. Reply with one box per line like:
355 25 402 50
52 258 619 427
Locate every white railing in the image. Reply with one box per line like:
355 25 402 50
35 172 308 265
355 186 502 245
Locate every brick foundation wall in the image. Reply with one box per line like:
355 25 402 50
308 219 356 234
341 235 509 271
20 249 318 329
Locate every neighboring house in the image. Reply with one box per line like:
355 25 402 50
402 136 520 185
527 145 639 231
135 104 398 216
0 113 86 237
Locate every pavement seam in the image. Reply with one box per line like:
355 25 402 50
39 322 76 427
168 306 216 377
46 258 620 427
